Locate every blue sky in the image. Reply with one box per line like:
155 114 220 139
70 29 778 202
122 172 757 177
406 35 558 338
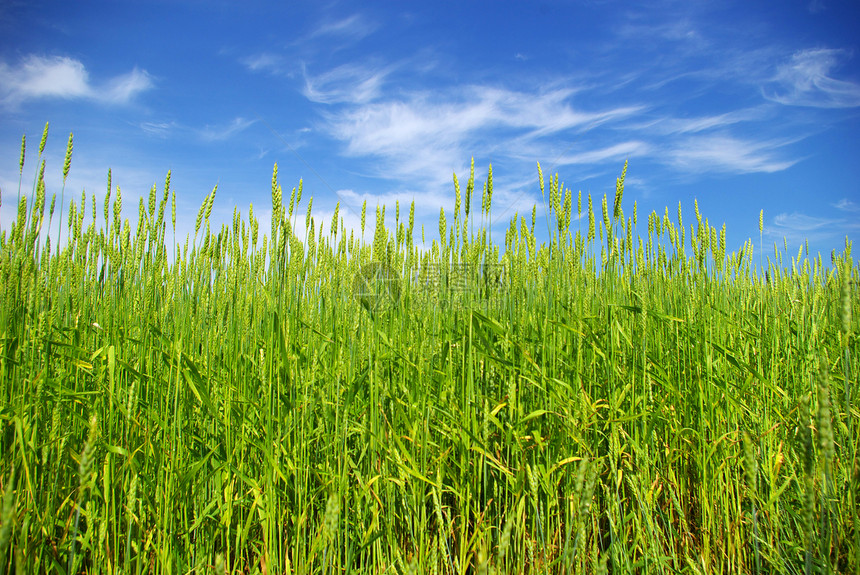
1 0 858 264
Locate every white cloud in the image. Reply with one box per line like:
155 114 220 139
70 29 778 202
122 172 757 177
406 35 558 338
318 76 795 183
103 68 152 103
1 55 90 100
833 198 860 212
140 121 176 138
238 14 379 82
632 108 766 135
765 211 858 247
772 212 836 232
763 48 860 108
667 134 798 174
139 117 255 142
199 117 256 141
318 84 641 185
0 55 152 108
308 14 377 41
617 17 702 45
302 62 392 104
241 53 283 74
554 141 651 166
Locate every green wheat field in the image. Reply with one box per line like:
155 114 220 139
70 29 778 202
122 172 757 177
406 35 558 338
0 125 857 574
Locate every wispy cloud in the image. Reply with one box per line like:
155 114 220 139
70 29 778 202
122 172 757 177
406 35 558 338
833 198 859 211
140 117 255 141
239 13 379 82
320 84 641 182
763 48 860 108
302 62 393 104
0 55 152 108
307 14 377 41
199 117 256 141
765 211 857 246
773 212 836 232
140 121 176 138
241 52 284 74
631 108 767 135
103 68 152 103
617 16 703 46
666 134 799 174
555 141 651 166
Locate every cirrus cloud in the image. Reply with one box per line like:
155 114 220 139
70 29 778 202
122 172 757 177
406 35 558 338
763 48 860 108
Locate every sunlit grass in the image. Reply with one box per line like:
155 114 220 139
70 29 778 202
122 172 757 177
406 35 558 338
0 126 857 574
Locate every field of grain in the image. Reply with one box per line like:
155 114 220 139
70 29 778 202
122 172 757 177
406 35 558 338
0 127 857 573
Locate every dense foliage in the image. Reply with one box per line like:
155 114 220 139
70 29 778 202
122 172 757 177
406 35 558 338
1 125 857 573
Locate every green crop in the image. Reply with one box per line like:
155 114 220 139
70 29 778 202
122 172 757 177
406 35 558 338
0 131 857 574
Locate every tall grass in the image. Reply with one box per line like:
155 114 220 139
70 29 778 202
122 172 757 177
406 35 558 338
0 129 857 574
